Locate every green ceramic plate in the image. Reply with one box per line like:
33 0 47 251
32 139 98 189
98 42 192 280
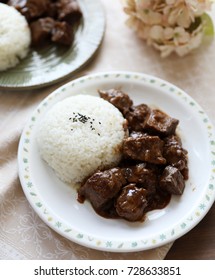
0 0 105 90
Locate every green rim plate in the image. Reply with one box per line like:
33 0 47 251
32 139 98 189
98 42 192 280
0 0 105 90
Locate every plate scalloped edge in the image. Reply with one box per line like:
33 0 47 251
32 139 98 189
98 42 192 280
18 71 215 252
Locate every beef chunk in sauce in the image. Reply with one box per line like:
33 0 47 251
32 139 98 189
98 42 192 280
99 89 133 116
163 135 188 179
125 104 151 131
8 0 50 21
56 0 82 24
123 132 166 165
76 89 189 222
46 2 58 18
30 18 73 47
8 0 82 47
159 166 185 195
51 21 74 45
115 184 148 221
123 163 157 195
30 17 55 46
78 168 126 210
144 109 179 137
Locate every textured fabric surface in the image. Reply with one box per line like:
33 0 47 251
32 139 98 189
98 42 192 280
0 0 215 260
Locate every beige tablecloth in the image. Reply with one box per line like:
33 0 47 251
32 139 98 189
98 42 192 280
0 0 215 260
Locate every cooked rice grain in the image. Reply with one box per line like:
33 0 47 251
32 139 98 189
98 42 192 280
0 3 31 71
37 95 127 184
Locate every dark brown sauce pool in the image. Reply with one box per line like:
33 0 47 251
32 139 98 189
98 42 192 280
78 187 171 222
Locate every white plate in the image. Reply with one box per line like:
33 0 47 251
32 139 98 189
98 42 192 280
0 0 105 89
18 72 215 252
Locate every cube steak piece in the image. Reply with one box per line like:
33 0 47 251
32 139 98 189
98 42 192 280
78 168 126 210
163 135 188 179
125 104 151 131
57 0 82 24
46 2 58 18
115 184 148 221
8 0 51 21
51 21 74 45
123 132 166 165
144 109 179 137
99 88 133 116
123 163 157 195
30 17 55 46
159 166 185 195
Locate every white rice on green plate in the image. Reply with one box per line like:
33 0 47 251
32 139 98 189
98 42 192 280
0 3 31 71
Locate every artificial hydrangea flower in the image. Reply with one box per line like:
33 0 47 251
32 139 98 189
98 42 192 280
124 0 213 57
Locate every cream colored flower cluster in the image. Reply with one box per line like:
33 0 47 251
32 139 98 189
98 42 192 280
124 0 212 57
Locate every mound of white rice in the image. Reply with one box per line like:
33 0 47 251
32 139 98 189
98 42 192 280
0 3 31 71
37 94 127 184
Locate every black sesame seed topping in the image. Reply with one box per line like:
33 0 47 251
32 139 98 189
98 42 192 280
69 112 101 135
